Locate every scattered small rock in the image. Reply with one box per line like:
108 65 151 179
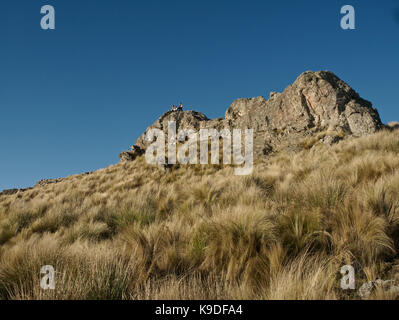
157 163 174 172
35 178 65 187
387 121 399 130
321 135 342 146
0 189 21 196
119 145 144 162
358 279 399 299
0 187 33 196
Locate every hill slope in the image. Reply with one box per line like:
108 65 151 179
1 128 399 299
0 71 397 300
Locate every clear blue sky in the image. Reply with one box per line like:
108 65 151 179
1 0 398 191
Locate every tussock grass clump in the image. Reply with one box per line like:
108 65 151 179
196 210 276 287
0 129 399 299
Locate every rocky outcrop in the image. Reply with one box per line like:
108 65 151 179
125 71 384 160
388 121 399 130
227 71 382 136
119 145 145 162
223 71 382 155
35 178 65 187
135 110 224 151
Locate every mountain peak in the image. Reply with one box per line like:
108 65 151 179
126 71 383 160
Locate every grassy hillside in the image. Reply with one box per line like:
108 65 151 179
1 129 399 299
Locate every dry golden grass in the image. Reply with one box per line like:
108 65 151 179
1 128 399 299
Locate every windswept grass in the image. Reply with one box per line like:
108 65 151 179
1 128 399 299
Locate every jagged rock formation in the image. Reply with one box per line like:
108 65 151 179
130 71 384 159
119 145 145 162
135 110 224 149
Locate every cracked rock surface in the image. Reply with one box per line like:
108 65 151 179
132 71 383 159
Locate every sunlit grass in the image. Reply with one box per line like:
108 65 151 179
0 129 399 299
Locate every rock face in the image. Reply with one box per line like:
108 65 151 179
227 71 382 137
127 71 383 160
223 71 383 155
135 110 224 151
